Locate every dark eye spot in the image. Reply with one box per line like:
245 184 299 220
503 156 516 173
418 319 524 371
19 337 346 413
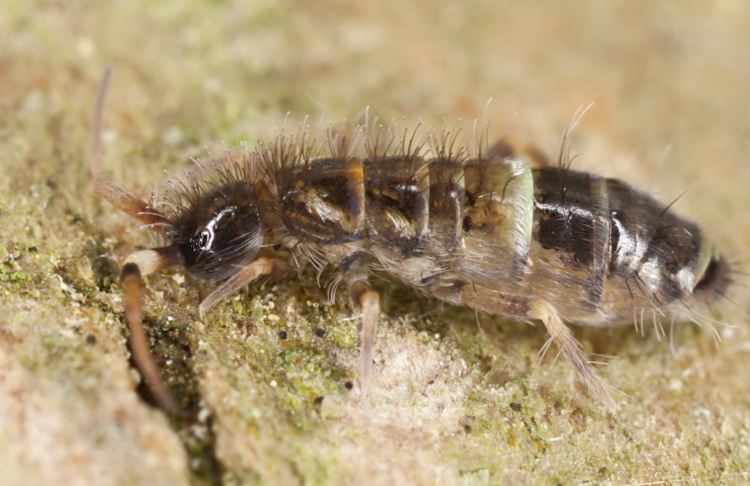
198 230 211 250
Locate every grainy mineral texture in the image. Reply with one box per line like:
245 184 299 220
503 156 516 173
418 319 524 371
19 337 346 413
1 1 749 485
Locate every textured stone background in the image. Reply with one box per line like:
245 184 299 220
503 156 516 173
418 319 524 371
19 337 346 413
1 0 749 484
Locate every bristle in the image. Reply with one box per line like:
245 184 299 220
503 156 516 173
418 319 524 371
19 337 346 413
152 148 260 233
556 102 594 171
428 119 468 164
363 118 431 162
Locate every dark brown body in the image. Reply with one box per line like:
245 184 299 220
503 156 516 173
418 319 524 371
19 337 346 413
90 69 731 411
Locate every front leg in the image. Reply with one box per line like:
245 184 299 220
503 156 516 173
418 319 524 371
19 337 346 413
198 256 292 317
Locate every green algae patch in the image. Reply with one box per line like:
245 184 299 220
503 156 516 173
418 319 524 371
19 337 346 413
0 269 31 282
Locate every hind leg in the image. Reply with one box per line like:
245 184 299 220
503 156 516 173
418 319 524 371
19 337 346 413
529 299 616 410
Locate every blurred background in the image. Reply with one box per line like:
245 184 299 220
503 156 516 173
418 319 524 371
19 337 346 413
1 0 749 484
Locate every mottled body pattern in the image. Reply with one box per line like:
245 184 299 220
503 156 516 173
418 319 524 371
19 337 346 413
91 69 732 412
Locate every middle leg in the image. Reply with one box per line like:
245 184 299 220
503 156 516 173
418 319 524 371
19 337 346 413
337 251 380 393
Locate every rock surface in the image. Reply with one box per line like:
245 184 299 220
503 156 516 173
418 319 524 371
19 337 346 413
1 1 749 484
